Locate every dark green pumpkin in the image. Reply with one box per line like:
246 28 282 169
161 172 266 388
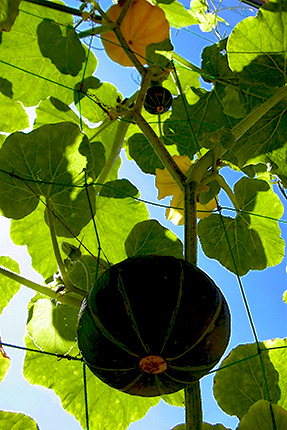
144 86 172 114
77 255 230 397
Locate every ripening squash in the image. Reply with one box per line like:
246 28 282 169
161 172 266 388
77 255 230 397
144 86 172 114
101 0 170 67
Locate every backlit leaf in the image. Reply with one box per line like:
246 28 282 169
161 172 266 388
237 400 287 430
81 195 149 265
0 122 95 237
0 255 20 316
125 219 183 258
23 335 159 430
198 178 285 275
227 0 287 88
26 297 78 354
0 1 97 106
0 411 39 429
37 19 86 76
213 343 281 419
0 344 10 383
0 92 29 133
0 0 21 31
10 204 57 280
264 338 287 410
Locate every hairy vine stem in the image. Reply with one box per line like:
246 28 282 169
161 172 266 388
133 112 187 189
95 118 131 195
0 266 83 308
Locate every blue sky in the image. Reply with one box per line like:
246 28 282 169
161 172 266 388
0 1 286 429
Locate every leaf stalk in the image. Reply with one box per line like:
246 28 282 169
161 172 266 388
0 266 83 308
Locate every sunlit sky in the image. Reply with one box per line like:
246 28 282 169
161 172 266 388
0 1 286 430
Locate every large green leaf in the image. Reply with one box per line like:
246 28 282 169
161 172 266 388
264 338 287 411
0 411 39 429
237 400 287 430
26 297 78 355
10 204 57 280
0 122 95 237
0 0 21 31
82 195 149 265
213 343 281 419
0 255 20 316
0 92 29 133
125 219 183 258
74 76 122 123
37 19 86 76
0 1 97 106
198 178 285 275
227 0 287 89
23 335 159 430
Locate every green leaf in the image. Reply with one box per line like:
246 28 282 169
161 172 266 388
283 290 287 304
0 122 95 237
23 335 159 430
0 255 20 316
264 338 287 410
10 204 57 280
237 399 287 430
26 297 78 354
266 142 287 187
227 0 287 89
37 19 86 76
171 425 231 430
81 195 149 265
161 390 184 407
213 343 281 419
0 92 29 133
0 0 21 31
222 86 247 119
0 411 39 429
74 76 122 123
34 97 81 129
128 133 164 174
0 1 97 106
158 0 198 28
66 255 109 291
99 179 138 199
146 39 174 69
125 219 183 258
34 97 108 182
0 344 10 383
198 178 285 275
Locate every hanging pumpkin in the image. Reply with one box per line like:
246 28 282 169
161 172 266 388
101 0 170 67
77 255 230 397
144 86 172 114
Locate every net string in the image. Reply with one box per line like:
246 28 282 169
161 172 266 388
0 3 285 430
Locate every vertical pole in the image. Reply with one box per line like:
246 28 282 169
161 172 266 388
184 180 203 430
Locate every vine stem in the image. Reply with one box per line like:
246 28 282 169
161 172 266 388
95 118 130 195
184 181 203 430
0 266 82 308
45 197 85 297
22 0 100 19
133 112 187 190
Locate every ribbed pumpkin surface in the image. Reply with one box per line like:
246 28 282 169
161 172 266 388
77 256 230 397
101 0 170 66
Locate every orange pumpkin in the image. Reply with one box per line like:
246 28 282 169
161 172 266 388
101 0 170 67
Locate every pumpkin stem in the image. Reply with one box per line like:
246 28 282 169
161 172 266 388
185 381 203 430
184 179 202 426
